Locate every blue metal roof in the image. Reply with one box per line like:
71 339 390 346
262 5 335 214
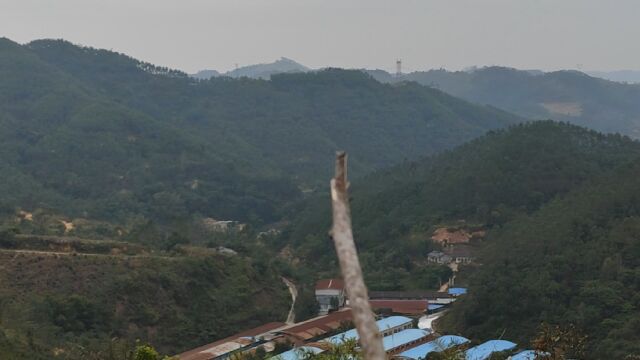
271 346 323 360
398 335 470 359
465 340 517 360
377 316 414 331
322 316 413 345
448 288 468 296
510 350 537 360
381 329 429 351
428 304 444 311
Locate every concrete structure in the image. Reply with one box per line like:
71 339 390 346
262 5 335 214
315 279 346 314
395 335 470 359
465 340 517 360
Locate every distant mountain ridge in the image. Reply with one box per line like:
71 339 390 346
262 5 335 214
191 57 309 79
587 69 640 83
366 66 640 137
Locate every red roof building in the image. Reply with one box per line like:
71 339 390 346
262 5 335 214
176 322 287 360
280 308 353 344
315 278 345 290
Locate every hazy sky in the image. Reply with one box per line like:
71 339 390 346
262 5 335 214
1 0 639 73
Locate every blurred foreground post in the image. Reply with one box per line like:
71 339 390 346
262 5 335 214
330 151 385 360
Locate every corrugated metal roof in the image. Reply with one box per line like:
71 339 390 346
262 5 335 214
510 350 537 360
465 340 517 360
322 316 413 345
177 322 287 360
382 329 430 351
281 309 353 340
448 288 468 296
397 335 469 359
270 346 323 360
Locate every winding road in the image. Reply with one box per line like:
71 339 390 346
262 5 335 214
281 277 298 324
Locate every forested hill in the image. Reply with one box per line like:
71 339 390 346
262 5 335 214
0 37 520 224
368 67 640 137
281 121 640 292
440 151 640 358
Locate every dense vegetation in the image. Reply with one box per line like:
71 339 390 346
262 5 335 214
280 122 640 357
0 236 290 358
282 122 640 289
369 66 640 137
0 37 521 225
440 156 640 358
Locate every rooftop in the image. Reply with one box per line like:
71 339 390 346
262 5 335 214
322 316 413 345
444 245 475 258
315 278 345 291
510 350 539 360
369 291 453 300
270 346 323 360
280 309 352 341
369 300 428 315
448 288 468 296
397 335 470 359
465 340 517 360
382 329 430 351
177 322 287 360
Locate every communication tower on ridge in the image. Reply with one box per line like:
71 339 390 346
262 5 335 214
396 59 402 77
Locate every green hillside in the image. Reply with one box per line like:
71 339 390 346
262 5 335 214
0 38 522 227
0 38 299 224
281 121 640 313
439 157 640 358
0 234 290 358
369 67 640 137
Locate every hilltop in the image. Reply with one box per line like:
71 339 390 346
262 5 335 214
368 66 640 137
191 57 309 80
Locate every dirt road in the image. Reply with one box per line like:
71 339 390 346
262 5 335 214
282 277 298 324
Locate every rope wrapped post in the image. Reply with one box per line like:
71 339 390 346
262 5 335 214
330 151 385 360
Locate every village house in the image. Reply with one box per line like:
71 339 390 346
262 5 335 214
314 279 346 314
427 251 452 264
444 245 474 264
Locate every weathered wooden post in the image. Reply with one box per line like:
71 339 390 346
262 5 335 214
330 151 385 360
